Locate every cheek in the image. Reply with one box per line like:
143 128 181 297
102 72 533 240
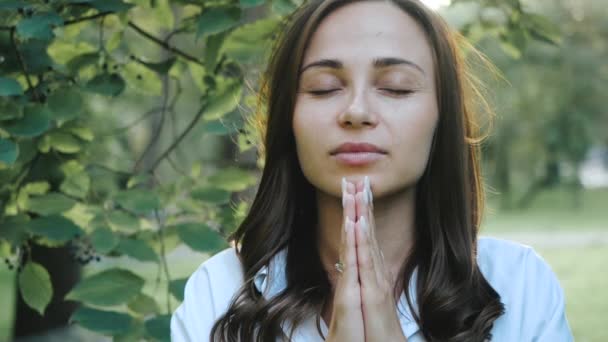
388 95 438 172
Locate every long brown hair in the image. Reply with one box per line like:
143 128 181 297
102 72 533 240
211 0 505 341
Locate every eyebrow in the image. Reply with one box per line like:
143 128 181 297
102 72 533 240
299 57 426 75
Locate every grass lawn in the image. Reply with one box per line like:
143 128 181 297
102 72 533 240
483 187 608 232
534 244 608 342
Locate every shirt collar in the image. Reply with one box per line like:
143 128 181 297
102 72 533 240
253 248 421 339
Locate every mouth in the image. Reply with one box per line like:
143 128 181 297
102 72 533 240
331 151 386 166
330 142 387 155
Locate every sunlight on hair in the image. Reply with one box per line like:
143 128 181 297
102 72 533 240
420 0 451 10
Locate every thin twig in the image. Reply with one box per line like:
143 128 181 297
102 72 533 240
149 100 208 172
133 73 171 171
127 21 204 66
10 28 39 102
64 11 113 26
154 209 173 314
166 154 190 178
98 107 163 137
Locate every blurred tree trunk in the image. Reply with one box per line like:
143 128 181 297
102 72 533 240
12 245 80 339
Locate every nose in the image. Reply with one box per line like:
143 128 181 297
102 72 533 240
338 88 377 128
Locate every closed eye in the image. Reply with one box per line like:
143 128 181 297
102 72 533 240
308 89 340 96
380 88 413 96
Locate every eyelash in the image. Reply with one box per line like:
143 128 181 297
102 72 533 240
308 89 413 96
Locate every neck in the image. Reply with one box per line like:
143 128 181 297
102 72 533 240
316 185 416 293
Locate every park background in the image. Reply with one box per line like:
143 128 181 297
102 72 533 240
0 0 606 341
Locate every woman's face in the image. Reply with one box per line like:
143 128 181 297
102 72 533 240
293 1 439 199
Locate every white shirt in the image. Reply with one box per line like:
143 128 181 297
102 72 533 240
171 236 574 341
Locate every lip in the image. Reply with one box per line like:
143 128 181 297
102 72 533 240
330 142 387 155
332 152 385 166
330 142 387 166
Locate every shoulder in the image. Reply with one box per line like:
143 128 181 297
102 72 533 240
476 236 558 288
477 236 573 341
171 247 245 342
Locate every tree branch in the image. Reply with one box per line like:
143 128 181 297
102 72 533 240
149 99 209 172
133 73 171 172
127 21 205 66
64 11 113 26
10 28 39 102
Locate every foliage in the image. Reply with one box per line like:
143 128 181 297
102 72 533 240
0 0 576 340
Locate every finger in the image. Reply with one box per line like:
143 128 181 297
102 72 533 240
344 183 356 223
355 190 385 286
342 217 358 286
355 216 377 292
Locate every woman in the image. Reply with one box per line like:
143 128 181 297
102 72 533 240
171 0 574 341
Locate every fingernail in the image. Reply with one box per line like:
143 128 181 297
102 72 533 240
360 216 367 233
364 176 372 205
342 177 347 208
345 217 353 232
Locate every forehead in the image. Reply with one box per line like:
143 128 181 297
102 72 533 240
302 1 434 75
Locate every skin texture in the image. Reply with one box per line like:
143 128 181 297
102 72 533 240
291 1 440 340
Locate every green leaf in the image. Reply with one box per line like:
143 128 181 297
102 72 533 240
16 13 64 41
204 32 229 72
197 6 241 39
128 293 158 315
0 138 18 167
0 214 29 245
26 215 84 243
3 105 51 138
25 193 77 215
20 41 54 74
191 186 231 204
85 73 126 96
66 268 144 306
169 278 188 302
524 13 562 45
60 170 91 199
201 120 233 135
0 1 25 10
240 0 266 8
18 262 53 315
114 189 160 214
202 80 242 121
49 132 82 154
115 238 158 262
89 226 119 254
126 173 153 189
106 210 140 232
271 0 298 15
0 98 23 121
207 167 257 191
22 181 51 195
175 223 227 253
47 88 85 123
87 0 134 12
144 314 171 342
0 77 23 96
66 52 99 73
122 61 162 95
139 58 177 74
187 62 208 93
66 125 94 141
221 18 280 65
71 307 133 335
